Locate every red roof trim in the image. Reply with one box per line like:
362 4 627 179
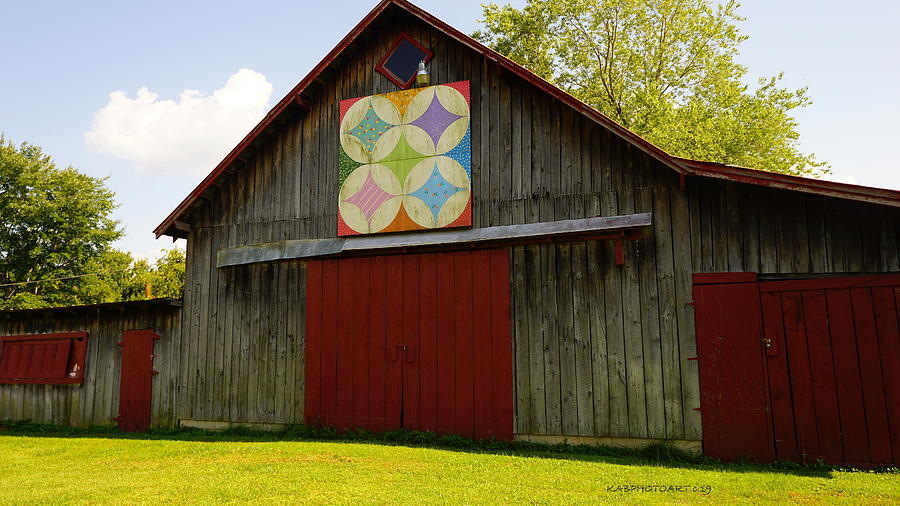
155 0 900 237
677 157 900 208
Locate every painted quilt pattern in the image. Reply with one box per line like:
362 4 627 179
338 81 471 236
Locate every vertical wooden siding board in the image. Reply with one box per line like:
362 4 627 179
490 249 515 440
872 287 900 463
275 261 288 421
584 204 610 435
794 197 812 273
740 186 761 273
499 72 512 226
520 86 533 223
671 183 701 439
880 208 900 271
334 259 356 430
781 291 820 460
807 199 829 273
454 251 476 438
511 246 532 433
555 243 578 435
368 256 387 431
222 227 237 421
418 253 439 433
725 182 745 271
571 240 595 436
237 262 252 422
472 250 494 439
511 82 523 204
248 262 263 422
760 293 800 461
320 260 340 427
601 193 628 437
526 90 540 223
620 188 648 438
825 204 848 273
637 188 667 439
539 94 553 222
525 245 547 434
825 288 869 463
435 252 457 435
351 257 371 429
849 287 892 464
211 228 225 421
541 244 562 434
477 57 489 229
653 185 685 439
560 108 573 197
802 290 844 462
402 255 422 431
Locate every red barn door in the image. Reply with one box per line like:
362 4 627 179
694 273 900 466
305 250 514 440
117 329 160 432
692 274 775 462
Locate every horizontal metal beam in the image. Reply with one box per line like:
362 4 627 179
216 213 652 268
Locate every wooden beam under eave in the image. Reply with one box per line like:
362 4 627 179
216 213 652 267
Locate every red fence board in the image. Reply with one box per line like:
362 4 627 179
305 250 514 440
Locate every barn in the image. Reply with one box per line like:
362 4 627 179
2 0 899 466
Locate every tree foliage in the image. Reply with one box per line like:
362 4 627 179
0 136 185 309
0 136 121 308
76 248 186 304
474 0 826 175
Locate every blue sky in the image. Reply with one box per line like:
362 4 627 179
2 0 898 260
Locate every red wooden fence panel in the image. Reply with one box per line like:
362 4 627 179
117 329 159 432
305 249 514 440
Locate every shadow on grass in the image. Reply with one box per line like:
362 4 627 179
1 420 890 478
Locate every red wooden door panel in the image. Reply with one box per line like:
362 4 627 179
697 273 900 466
693 277 775 462
305 250 514 440
117 329 159 432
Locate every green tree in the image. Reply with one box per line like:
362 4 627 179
0 136 122 309
76 248 186 303
474 0 826 175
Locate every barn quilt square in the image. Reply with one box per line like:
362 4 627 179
337 81 471 236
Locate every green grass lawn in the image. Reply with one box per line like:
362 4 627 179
0 425 896 505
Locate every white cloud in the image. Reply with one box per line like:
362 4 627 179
85 69 273 175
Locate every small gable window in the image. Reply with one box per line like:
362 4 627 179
0 332 88 384
376 33 433 89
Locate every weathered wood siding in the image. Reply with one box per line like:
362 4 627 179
0 302 182 428
179 5 900 438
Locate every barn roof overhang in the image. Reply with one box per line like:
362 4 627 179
154 0 900 239
0 298 183 318
676 157 900 207
216 213 651 267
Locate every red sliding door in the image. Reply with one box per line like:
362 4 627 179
305 249 513 440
